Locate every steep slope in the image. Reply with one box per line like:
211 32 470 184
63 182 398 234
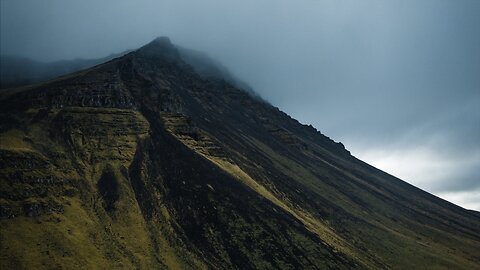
0 37 479 270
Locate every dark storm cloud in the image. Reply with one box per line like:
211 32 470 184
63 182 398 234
1 0 479 209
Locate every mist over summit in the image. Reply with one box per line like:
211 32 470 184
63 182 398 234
1 36 259 98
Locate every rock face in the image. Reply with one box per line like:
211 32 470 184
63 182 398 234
0 37 479 270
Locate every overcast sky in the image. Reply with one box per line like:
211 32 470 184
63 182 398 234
1 0 479 210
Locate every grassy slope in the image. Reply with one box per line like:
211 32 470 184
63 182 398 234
0 107 207 269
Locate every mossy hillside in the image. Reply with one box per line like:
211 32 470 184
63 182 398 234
0 107 208 269
132 120 360 269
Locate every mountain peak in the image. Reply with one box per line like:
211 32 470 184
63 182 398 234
135 36 179 62
152 36 172 45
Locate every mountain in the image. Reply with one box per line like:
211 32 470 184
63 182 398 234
1 45 257 98
0 37 479 269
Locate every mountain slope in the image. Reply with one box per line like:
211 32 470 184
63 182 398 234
0 37 479 269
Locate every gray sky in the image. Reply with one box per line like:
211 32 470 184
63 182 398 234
1 0 479 210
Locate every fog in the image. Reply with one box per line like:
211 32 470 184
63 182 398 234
1 0 479 209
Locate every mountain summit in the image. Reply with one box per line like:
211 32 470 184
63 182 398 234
0 37 479 269
136 36 181 62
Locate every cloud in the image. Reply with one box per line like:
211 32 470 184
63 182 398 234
346 126 480 210
355 145 480 191
436 190 480 211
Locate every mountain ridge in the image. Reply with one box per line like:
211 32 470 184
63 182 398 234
0 37 479 269
1 36 259 100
